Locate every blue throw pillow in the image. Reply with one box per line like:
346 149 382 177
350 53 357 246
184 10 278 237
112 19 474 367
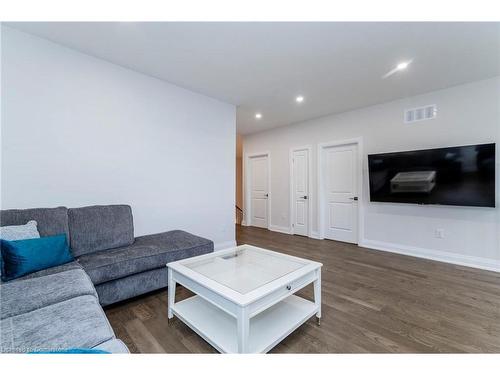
0 234 74 282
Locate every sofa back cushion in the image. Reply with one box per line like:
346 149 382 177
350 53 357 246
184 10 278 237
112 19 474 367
68 205 134 257
0 207 70 240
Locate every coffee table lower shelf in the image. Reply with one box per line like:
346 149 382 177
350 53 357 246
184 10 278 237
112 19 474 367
172 294 318 353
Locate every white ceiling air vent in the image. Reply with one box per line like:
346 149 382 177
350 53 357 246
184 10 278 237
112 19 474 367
404 104 437 124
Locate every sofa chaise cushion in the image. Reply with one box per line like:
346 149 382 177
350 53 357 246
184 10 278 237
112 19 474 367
77 243 158 284
68 205 134 257
78 230 213 285
1 268 98 319
95 267 167 307
0 295 115 353
133 229 214 254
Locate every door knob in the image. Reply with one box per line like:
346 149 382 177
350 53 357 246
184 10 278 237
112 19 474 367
301 195 308 199
265 193 269 197
349 197 358 201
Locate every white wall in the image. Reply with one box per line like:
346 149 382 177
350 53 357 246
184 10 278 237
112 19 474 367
244 77 500 271
1 26 236 249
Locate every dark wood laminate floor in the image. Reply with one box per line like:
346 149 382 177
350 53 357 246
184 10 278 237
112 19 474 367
105 225 500 353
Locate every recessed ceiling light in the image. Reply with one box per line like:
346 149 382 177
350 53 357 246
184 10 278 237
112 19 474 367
255 113 262 119
295 96 304 103
396 61 410 71
382 59 412 79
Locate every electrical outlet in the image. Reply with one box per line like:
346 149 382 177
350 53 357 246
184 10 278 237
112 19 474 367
435 229 445 239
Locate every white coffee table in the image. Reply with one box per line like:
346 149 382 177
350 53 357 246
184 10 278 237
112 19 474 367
167 244 322 353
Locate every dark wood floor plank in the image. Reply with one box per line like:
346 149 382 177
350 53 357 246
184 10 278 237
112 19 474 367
124 319 166 353
105 225 500 353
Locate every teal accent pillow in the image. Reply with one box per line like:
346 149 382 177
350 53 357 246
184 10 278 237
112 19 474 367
0 234 74 282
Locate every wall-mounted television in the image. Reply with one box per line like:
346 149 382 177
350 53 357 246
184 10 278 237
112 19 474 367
368 143 496 207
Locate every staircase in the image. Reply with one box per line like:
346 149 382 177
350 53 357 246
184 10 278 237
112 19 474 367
235 205 243 225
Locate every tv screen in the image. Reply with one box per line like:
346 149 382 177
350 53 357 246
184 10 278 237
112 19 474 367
368 143 496 207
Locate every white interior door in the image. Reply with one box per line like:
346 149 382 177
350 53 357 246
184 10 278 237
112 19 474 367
322 144 358 243
292 149 309 236
249 155 269 228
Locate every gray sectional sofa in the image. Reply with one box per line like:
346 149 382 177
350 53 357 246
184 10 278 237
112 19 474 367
0 204 214 353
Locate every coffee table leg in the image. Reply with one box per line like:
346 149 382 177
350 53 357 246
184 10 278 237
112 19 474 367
314 268 322 326
237 307 250 353
168 267 176 321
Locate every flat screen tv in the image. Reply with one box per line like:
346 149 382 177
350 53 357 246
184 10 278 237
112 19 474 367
368 143 496 207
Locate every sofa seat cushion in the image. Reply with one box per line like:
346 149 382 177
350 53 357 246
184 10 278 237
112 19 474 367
78 230 213 285
0 295 114 353
12 260 82 281
68 205 134 257
1 269 97 319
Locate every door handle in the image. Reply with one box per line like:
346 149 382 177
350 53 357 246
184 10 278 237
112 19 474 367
301 195 308 199
265 193 269 197
349 197 358 201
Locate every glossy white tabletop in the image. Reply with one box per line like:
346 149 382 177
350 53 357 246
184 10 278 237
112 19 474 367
181 246 307 294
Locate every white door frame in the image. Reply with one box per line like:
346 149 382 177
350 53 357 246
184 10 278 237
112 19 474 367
317 138 364 244
289 146 313 237
244 151 271 229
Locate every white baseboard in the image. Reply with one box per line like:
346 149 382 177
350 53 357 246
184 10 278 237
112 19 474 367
214 240 237 251
359 239 500 273
309 231 320 239
268 226 321 240
269 225 320 239
269 225 292 234
239 223 499 272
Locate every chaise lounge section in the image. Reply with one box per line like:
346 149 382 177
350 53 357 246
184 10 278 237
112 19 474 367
66 205 213 306
0 204 214 353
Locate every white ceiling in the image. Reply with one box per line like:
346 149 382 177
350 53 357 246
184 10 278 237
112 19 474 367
7 22 500 135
